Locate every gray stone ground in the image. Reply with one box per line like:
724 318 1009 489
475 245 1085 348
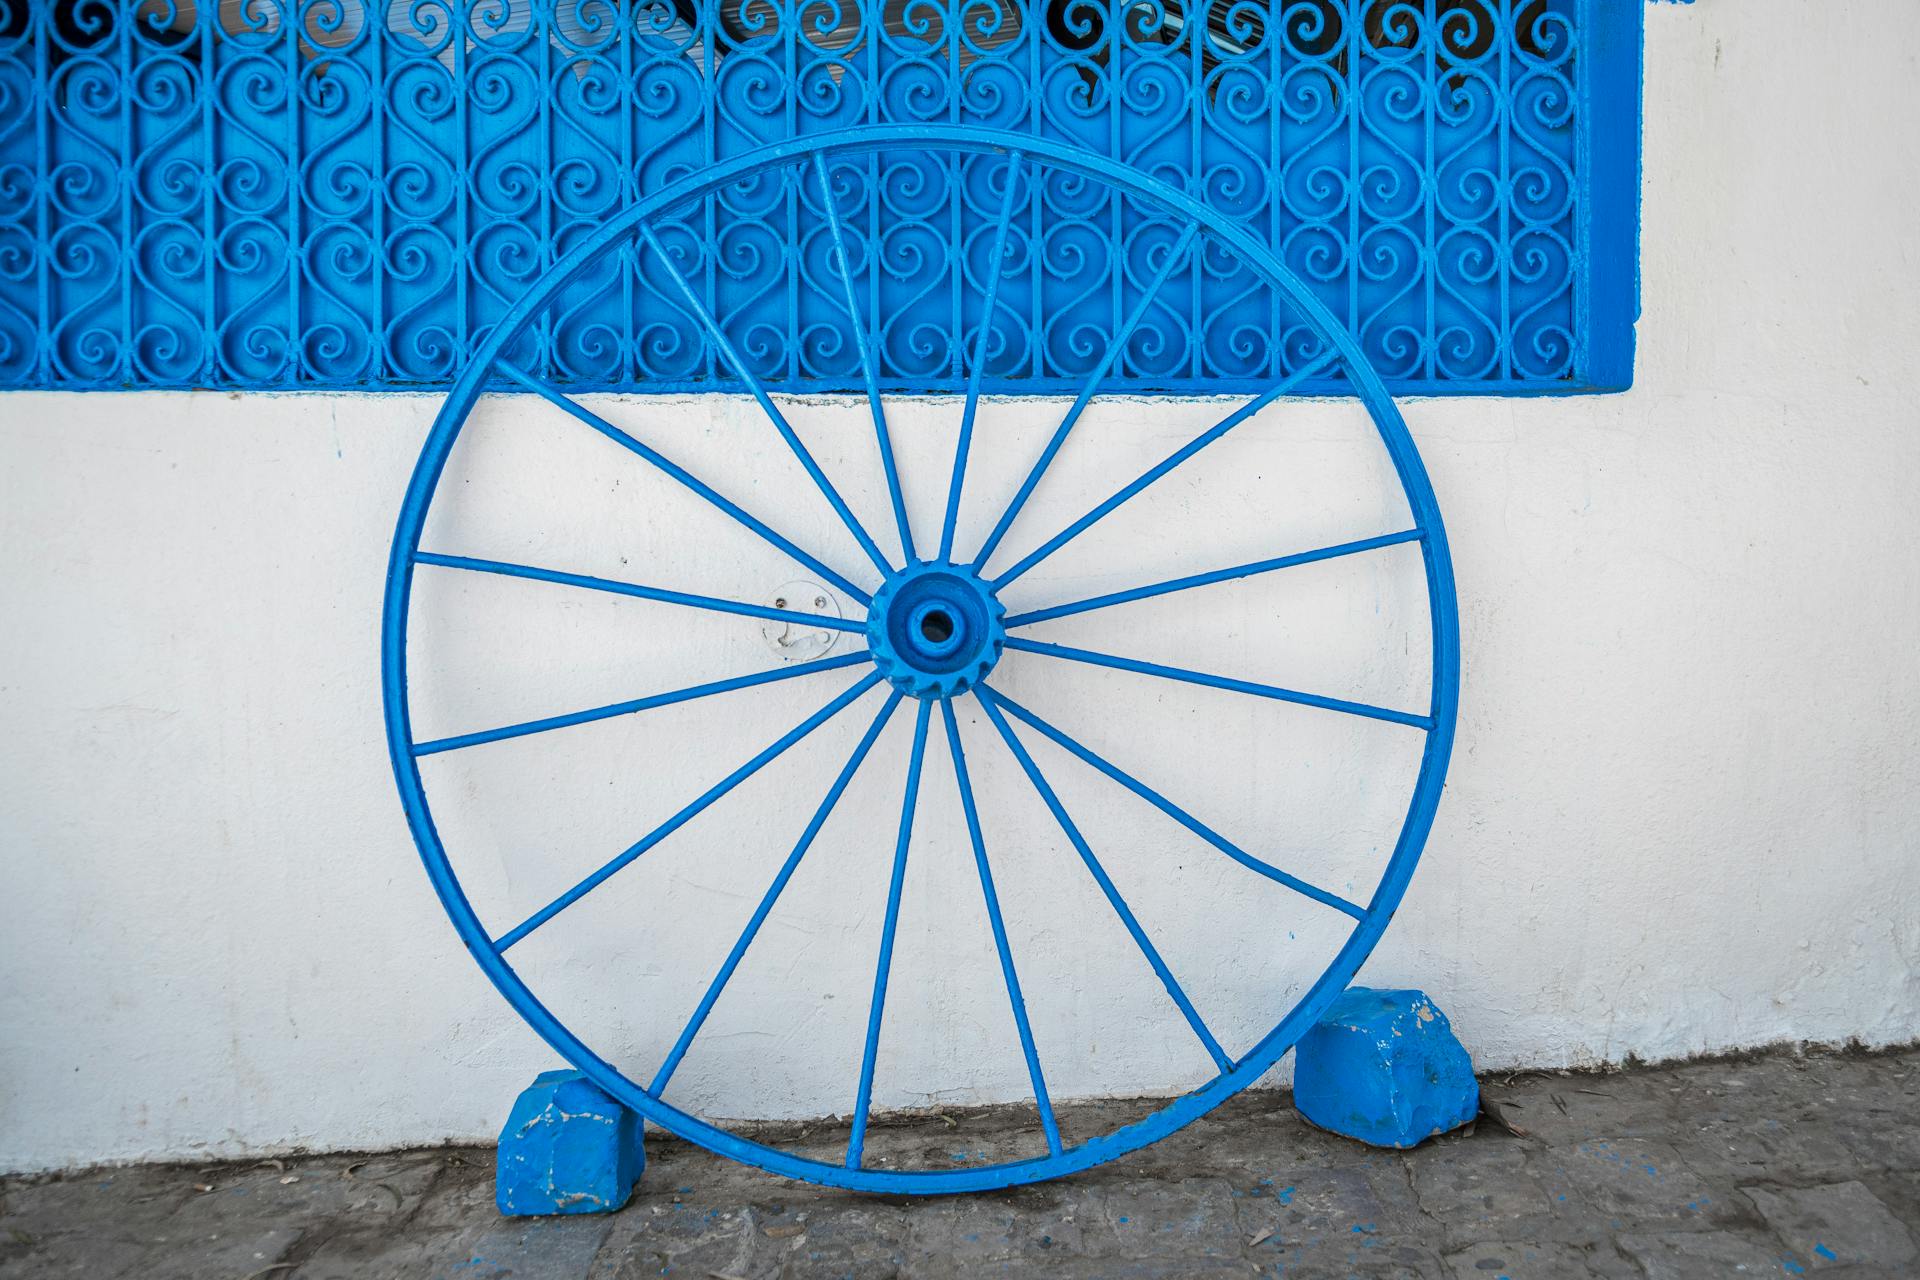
4 1046 1917 1279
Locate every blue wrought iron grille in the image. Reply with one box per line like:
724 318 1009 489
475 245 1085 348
0 0 1638 393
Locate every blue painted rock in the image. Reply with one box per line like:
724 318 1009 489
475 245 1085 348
496 1069 645 1216
1292 988 1478 1149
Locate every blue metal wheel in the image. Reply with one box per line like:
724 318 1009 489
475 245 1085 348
383 125 1459 1194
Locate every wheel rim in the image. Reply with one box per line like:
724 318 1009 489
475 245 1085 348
382 125 1460 1194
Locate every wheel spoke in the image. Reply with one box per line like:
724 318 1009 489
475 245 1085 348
637 221 894 579
413 652 870 758
492 671 884 952
650 690 906 1097
992 350 1339 590
1005 637 1431 730
938 150 1026 563
811 154 916 565
974 689 1232 1073
1003 530 1423 629
969 221 1200 573
940 697 1063 1156
847 698 935 1169
416 552 867 634
496 359 871 606
976 685 1365 921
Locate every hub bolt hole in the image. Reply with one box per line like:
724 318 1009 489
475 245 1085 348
920 610 954 644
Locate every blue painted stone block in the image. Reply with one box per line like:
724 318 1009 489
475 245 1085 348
1292 988 1478 1149
496 1070 644 1216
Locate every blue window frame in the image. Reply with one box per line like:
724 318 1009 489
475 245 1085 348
0 0 1639 393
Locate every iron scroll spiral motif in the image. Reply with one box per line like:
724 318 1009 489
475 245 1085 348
0 0 1582 393
384 126 1460 1193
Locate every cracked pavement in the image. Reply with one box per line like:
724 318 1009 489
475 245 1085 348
3 1045 1917 1278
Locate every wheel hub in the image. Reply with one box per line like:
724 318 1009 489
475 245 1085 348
866 561 1005 699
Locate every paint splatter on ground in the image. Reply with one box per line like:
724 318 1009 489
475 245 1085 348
2 1044 1917 1278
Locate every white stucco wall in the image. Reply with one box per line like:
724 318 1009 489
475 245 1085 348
3 0 1917 1173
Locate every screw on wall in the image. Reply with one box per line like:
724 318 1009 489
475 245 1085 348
760 581 841 662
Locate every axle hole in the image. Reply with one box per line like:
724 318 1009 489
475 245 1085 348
919 610 954 645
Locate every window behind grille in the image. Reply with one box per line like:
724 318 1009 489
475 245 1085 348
0 0 1636 393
